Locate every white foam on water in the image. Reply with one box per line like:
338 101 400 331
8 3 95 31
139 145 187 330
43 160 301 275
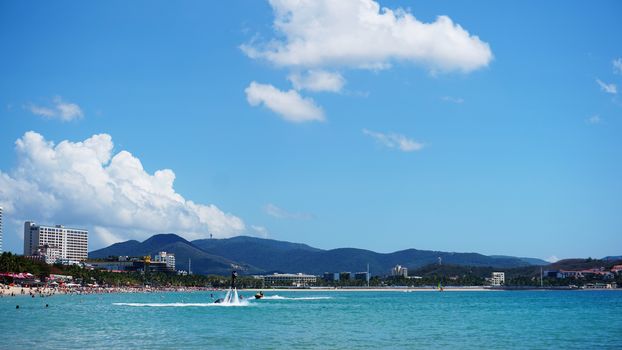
115 302 209 307
113 301 250 307
261 295 332 300
113 289 250 308
220 288 248 305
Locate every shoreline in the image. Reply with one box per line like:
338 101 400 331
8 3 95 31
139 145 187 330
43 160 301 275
3 284 620 297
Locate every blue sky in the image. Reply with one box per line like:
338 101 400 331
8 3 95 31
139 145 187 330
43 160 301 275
1 0 621 261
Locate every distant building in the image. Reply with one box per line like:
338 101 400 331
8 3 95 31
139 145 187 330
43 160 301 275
544 268 615 280
88 260 135 272
32 244 62 264
0 206 3 253
24 221 88 262
153 251 176 271
491 272 505 286
88 256 174 273
261 273 317 287
391 265 408 278
339 272 351 281
323 272 340 282
354 272 370 283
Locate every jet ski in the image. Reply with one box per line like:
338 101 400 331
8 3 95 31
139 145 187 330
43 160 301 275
254 291 264 299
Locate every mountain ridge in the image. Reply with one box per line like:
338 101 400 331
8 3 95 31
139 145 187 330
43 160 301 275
89 233 262 275
90 234 553 275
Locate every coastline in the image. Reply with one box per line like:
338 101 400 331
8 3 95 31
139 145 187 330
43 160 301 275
3 284 620 297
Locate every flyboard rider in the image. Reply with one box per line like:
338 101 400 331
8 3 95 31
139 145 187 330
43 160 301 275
215 270 238 303
231 270 238 289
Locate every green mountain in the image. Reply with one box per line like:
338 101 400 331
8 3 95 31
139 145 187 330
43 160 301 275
191 236 544 275
89 234 261 275
90 233 554 276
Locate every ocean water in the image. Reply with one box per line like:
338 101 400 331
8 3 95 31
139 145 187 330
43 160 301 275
1 290 621 349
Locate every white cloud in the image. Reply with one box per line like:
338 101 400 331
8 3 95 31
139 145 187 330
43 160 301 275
93 226 125 247
245 81 325 122
264 203 314 220
0 131 247 249
251 225 269 238
242 0 492 73
26 96 84 121
613 58 622 75
441 96 464 104
288 70 345 92
586 115 601 125
362 129 423 152
596 79 617 94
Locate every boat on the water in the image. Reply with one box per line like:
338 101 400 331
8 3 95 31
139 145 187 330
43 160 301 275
255 291 264 299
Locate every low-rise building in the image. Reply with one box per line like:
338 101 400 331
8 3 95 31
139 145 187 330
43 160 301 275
32 244 62 264
88 256 174 273
323 272 340 282
354 272 370 282
261 273 317 287
545 268 615 279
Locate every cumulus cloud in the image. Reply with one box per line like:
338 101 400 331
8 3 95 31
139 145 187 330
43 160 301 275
242 0 492 72
596 79 617 94
241 1 491 121
288 70 345 92
0 131 246 248
362 129 423 152
264 203 314 220
26 96 84 121
586 115 602 125
613 58 622 75
245 81 325 122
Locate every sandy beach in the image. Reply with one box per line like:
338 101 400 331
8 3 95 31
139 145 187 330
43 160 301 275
0 284 58 297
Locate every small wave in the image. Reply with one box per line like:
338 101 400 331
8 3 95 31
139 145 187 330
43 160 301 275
113 302 249 307
261 295 332 300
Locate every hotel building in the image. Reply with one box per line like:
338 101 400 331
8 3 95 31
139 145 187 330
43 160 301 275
24 221 88 262
491 272 505 286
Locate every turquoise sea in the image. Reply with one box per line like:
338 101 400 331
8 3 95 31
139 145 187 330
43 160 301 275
1 290 621 349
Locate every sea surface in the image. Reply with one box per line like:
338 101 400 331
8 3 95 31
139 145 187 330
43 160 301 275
1 290 622 349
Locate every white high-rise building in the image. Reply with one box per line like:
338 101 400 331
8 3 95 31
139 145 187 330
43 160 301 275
24 221 88 261
0 206 3 253
153 251 176 270
391 265 408 278
491 272 505 286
